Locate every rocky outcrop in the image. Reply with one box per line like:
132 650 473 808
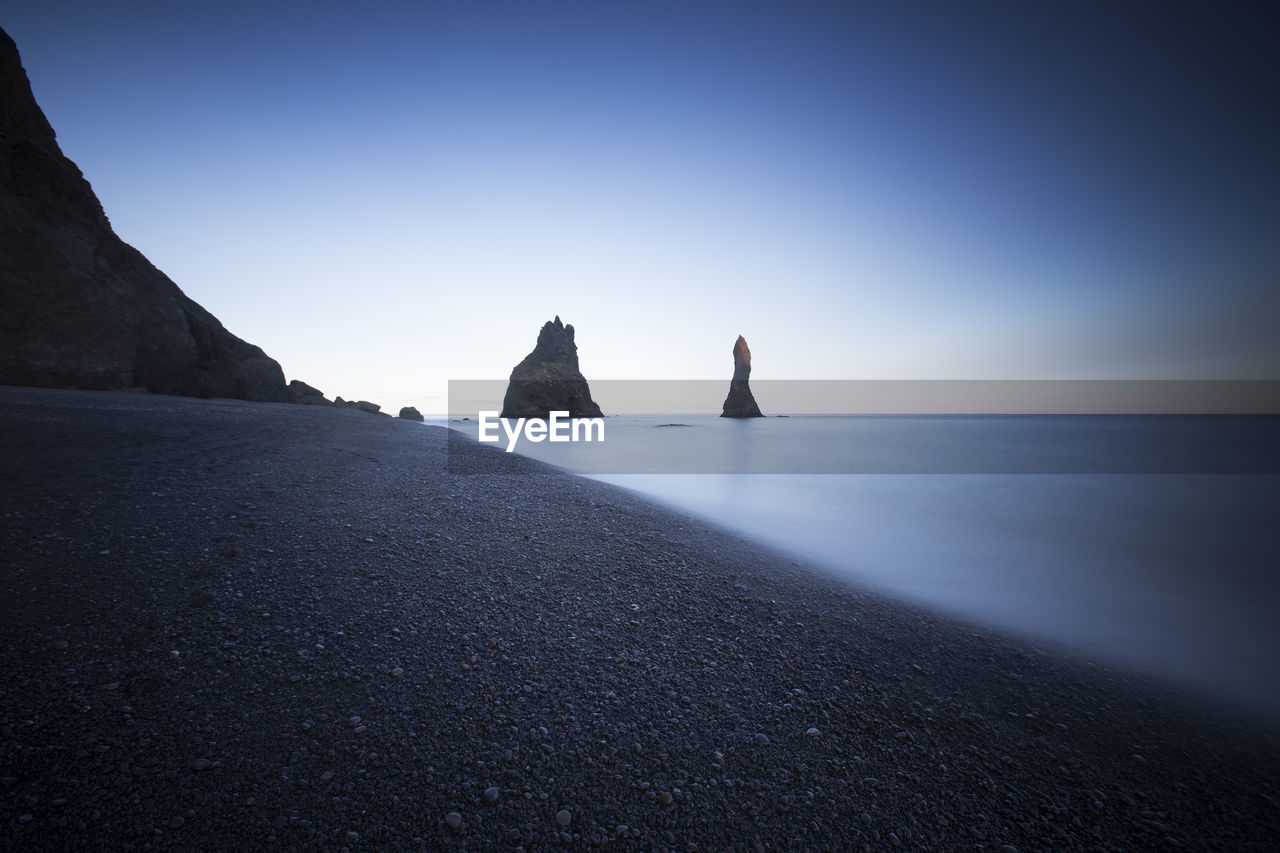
398 406 424 422
334 397 387 416
501 316 603 418
0 27 287 401
721 335 764 418
286 380 332 406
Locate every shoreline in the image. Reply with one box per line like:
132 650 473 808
452 414 1280 726
2 386 1277 849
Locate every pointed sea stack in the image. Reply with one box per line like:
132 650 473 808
501 316 604 418
721 335 764 418
0 27 287 401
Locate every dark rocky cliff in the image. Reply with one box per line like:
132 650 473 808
0 27 287 401
501 316 603 418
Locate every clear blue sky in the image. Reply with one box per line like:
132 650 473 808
6 1 1278 411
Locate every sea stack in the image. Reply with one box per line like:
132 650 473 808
501 316 603 418
721 335 764 418
0 27 287 401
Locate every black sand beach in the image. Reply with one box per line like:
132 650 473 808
1 386 1277 851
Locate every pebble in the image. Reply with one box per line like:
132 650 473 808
556 809 572 827
616 824 629 835
659 792 673 806
483 786 500 804
806 727 820 736
445 811 463 831
753 733 770 745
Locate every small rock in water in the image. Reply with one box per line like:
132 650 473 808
555 809 572 827
806 727 820 737
445 811 463 831
659 792 673 806
753 733 770 746
483 786 500 804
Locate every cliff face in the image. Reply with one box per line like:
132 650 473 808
501 316 603 418
0 27 287 401
721 335 764 418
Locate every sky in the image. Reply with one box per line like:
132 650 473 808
5 0 1279 412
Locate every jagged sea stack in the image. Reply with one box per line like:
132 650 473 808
501 316 604 418
721 335 764 418
0 27 287 400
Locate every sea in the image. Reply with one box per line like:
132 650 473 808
444 414 1280 724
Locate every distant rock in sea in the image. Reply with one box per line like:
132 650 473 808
721 335 764 418
0 27 287 401
398 406 424 422
501 316 604 418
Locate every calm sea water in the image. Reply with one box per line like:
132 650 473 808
448 415 1280 722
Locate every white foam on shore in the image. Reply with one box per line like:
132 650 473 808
593 471 1280 723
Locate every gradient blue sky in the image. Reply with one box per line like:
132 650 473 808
6 1 1278 410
